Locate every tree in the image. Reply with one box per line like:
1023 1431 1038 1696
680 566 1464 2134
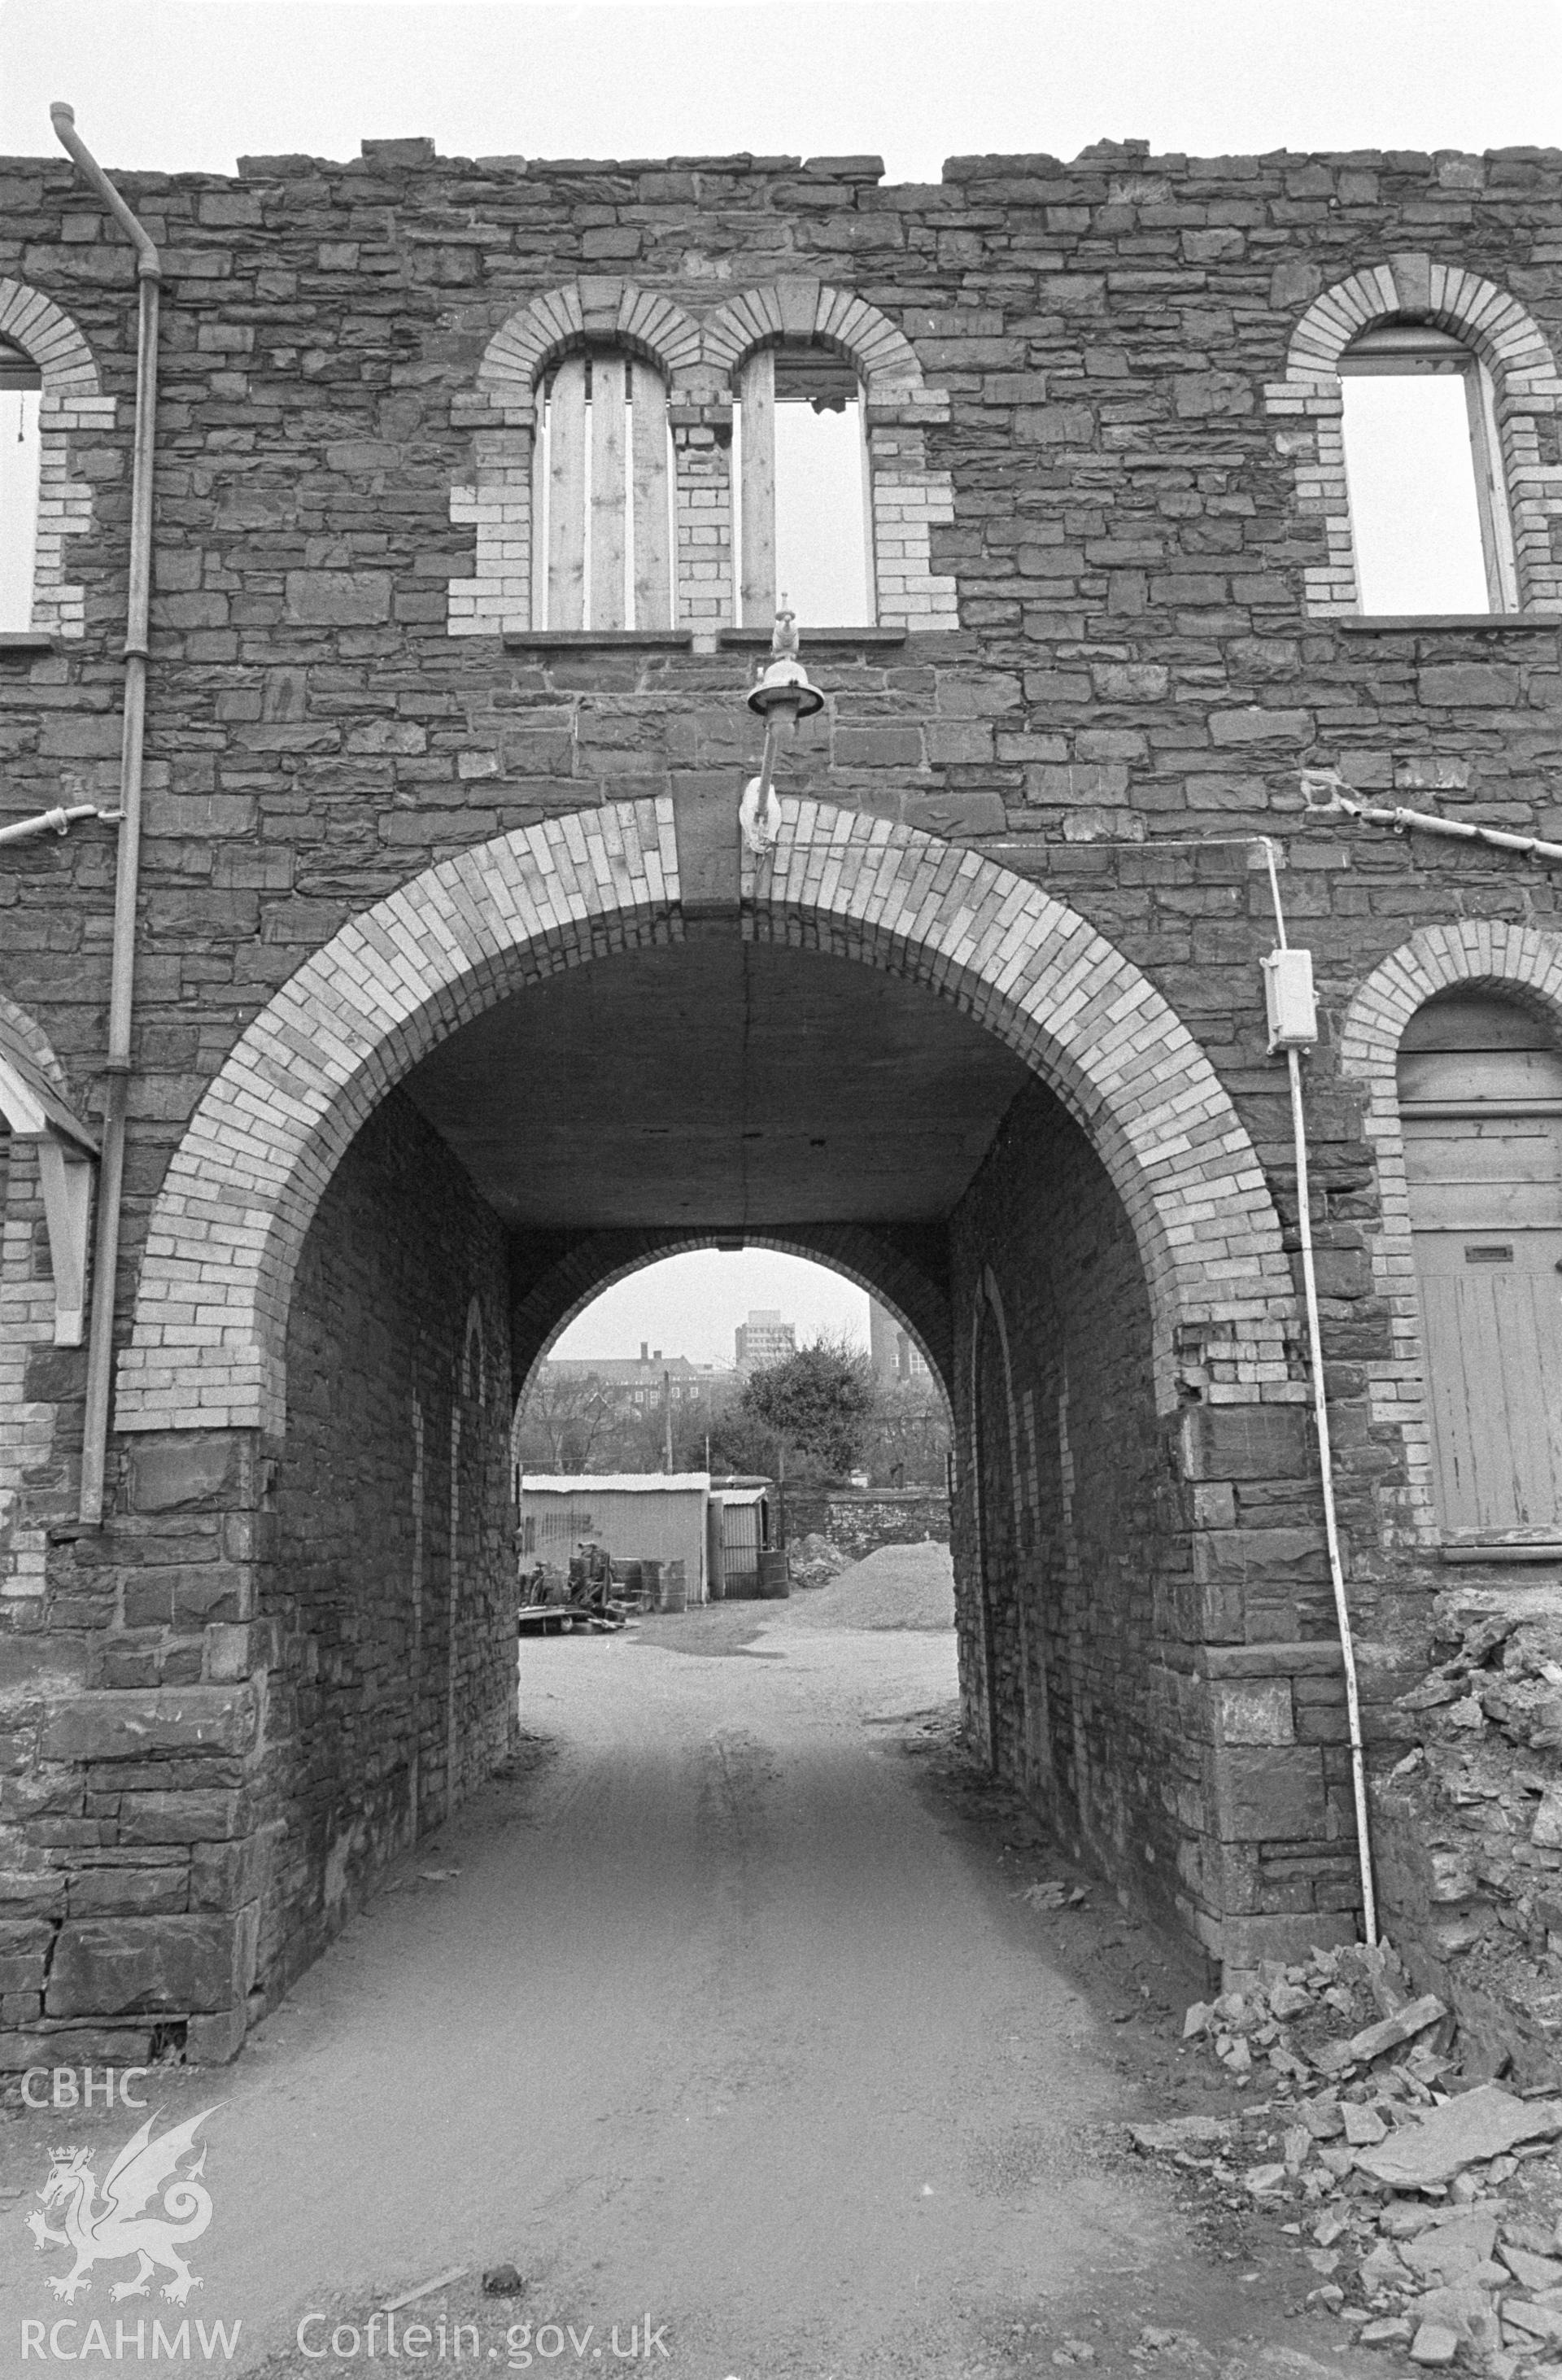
738 1334 878 1483
861 1372 951 1488
512 1369 614 1473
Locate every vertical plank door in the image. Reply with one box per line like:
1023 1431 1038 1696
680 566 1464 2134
1405 1101 1562 1535
630 365 672 630
545 355 588 631
589 352 627 630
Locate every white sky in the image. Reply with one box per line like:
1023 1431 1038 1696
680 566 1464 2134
4 0 1549 1360
1342 376 1492 615
0 1 1556 180
552 1249 870 1365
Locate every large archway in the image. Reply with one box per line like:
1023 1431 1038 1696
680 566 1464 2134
24 798 1358 2056
116 797 1295 1437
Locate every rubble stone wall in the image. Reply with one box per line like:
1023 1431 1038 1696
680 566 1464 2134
782 1488 951 1561
0 1093 516 2068
952 1076 1365 1963
2 133 1562 2033
256 1090 517 2008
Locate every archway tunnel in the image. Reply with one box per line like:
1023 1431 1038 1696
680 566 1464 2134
39 801 1344 2050
237 900 1326 2022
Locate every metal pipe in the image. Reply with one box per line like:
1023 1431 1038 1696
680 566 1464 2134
1350 797 1562 865
1285 1043 1378 1945
0 803 107 846
1259 851 1378 1945
1301 770 1562 867
52 103 161 1528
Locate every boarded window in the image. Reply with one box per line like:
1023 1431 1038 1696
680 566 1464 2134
1399 994 1562 1540
735 344 874 629
532 351 673 631
1341 325 1516 615
0 339 41 633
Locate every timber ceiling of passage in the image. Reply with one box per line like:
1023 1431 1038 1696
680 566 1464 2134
401 928 1036 1230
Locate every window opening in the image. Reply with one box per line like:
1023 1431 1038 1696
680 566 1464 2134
734 345 874 629
534 352 674 631
1398 995 1562 1540
0 338 41 633
1340 324 1516 615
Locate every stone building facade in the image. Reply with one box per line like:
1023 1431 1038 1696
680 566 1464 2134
2 128 1562 2062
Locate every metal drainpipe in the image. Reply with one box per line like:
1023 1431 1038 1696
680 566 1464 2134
1260 841 1379 1946
0 803 110 846
50 103 161 1528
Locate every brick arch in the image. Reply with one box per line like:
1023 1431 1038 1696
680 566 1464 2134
0 989 70 1097
700 279 958 632
1339 919 1562 1544
703 279 927 404
1 994 82 1597
469 280 703 426
0 279 116 639
448 281 703 636
460 1292 488 1407
116 798 1296 1441
967 1267 1035 1771
510 1224 952 1415
1267 251 1562 615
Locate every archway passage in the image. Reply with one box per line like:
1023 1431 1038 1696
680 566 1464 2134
26 801 1349 2061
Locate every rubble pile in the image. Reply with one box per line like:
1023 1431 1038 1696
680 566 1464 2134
1132 1941 1562 2369
787 1532 849 1590
1372 1594 1562 2078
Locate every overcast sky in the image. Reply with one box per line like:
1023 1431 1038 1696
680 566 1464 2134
6 0 1551 1371
2 0 1557 181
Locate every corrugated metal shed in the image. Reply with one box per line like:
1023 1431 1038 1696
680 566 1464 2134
519 1474 712 1602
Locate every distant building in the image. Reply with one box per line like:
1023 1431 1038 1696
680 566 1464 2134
869 1297 927 1384
734 1308 796 1370
542 1346 733 1413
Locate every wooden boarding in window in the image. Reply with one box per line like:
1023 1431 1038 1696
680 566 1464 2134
1400 996 1562 1539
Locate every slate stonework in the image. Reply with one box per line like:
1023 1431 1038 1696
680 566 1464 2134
2 133 1562 2043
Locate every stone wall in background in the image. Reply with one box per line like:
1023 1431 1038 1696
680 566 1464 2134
783 1487 951 1564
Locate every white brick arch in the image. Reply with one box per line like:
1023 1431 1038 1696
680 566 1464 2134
0 280 116 639
465 279 704 429
1340 919 1562 1545
702 279 926 401
115 799 1298 1439
1266 251 1562 615
447 281 702 636
702 278 959 632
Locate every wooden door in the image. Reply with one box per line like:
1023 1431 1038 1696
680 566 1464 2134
1400 1000 1562 1540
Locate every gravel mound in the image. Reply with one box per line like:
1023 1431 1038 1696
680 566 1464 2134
783 1539 955 1632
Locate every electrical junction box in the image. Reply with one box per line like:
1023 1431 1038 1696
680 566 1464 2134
1263 947 1318 1052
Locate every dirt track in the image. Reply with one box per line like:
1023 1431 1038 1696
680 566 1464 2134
1 1551 1384 2380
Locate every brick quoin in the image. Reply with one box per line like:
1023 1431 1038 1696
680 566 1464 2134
3 133 1562 2050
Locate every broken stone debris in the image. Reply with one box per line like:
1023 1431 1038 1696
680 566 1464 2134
1374 1593 1562 2086
1019 1878 1089 1912
1132 1938 1562 2368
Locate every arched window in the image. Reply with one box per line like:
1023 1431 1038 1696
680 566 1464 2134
531 349 674 631
1398 993 1562 1542
0 336 41 632
1340 324 1516 615
1268 255 1562 619
734 343 874 628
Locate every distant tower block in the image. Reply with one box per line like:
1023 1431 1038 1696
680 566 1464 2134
735 1308 796 1370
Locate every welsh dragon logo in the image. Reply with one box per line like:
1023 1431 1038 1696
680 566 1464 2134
26 2106 218 2304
